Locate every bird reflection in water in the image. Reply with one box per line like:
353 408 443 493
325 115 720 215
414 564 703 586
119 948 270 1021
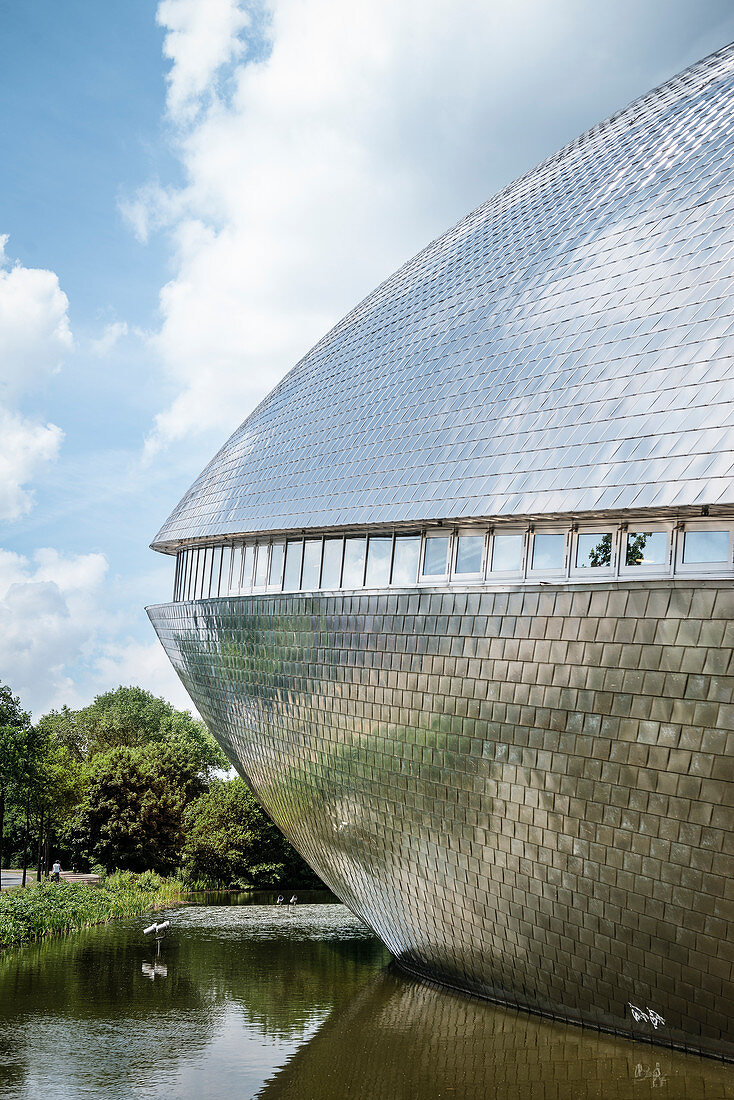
258 967 733 1100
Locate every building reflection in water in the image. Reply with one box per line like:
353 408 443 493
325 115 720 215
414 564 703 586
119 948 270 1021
260 966 734 1100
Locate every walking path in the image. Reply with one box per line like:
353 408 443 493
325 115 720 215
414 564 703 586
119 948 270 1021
0 870 100 891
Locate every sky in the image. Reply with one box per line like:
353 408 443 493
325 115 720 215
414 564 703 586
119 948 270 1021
2 0 734 717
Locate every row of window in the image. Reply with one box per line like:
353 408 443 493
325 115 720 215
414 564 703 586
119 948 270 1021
172 520 734 601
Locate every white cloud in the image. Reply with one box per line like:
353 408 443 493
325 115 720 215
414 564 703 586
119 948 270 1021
93 638 197 715
0 548 108 714
90 321 129 356
0 237 72 401
0 548 195 716
0 236 70 518
157 0 250 123
139 0 723 455
0 408 63 520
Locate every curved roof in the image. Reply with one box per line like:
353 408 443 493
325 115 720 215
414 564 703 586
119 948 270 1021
154 44 734 552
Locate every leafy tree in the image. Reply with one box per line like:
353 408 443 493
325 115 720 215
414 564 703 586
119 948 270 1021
70 686 226 771
0 682 31 888
84 741 209 874
181 778 321 888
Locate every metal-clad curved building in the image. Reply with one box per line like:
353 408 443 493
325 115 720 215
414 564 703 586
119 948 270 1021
149 45 734 1059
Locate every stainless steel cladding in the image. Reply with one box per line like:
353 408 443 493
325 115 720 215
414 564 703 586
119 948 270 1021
148 44 734 1059
153 45 734 553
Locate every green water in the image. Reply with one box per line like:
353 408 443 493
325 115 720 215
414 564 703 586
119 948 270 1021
0 892 730 1099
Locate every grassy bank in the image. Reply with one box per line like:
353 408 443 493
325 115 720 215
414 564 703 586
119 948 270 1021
0 871 183 949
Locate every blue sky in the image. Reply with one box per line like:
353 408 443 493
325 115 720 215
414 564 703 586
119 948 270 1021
2 0 734 716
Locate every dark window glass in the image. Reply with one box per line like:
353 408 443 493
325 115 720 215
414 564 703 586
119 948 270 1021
283 541 303 591
625 531 667 566
320 539 343 589
422 536 450 576
268 543 284 586
490 534 523 572
342 538 366 588
682 530 729 564
576 532 612 568
301 539 322 589
391 536 420 585
365 537 392 586
455 534 484 574
532 533 565 571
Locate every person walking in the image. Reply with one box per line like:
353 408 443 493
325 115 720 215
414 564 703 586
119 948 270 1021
51 859 61 883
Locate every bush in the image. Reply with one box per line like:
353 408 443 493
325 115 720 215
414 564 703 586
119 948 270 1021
181 779 321 889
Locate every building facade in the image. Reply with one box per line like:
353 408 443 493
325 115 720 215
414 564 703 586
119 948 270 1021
149 46 734 1059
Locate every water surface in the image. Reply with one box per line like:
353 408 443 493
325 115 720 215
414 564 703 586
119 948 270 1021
0 892 730 1099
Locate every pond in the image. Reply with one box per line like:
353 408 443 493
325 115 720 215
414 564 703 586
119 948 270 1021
0 891 731 1099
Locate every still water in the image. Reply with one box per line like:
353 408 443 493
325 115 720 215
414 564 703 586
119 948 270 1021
0 892 731 1099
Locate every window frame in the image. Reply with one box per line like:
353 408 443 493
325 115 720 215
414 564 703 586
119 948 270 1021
390 533 422 587
451 529 487 582
486 528 527 580
527 528 568 579
618 523 673 578
675 521 734 575
570 526 619 579
267 541 285 590
420 531 452 583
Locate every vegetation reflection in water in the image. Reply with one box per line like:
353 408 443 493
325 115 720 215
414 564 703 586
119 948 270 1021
0 894 731 1100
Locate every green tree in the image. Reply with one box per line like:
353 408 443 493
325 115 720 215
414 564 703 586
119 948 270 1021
0 682 31 888
181 778 321 888
72 686 226 771
84 741 209 874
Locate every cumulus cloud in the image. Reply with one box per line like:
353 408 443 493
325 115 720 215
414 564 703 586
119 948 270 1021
0 408 64 520
0 236 70 518
0 548 107 714
0 235 72 400
0 548 194 716
137 0 727 456
157 0 250 123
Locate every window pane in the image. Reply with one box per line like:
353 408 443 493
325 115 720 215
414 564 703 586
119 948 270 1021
195 549 206 597
283 541 303 591
210 546 223 595
220 546 232 596
455 534 484 574
241 546 255 591
365 537 392 586
268 543 284 586
576 532 612 569
320 539 343 589
391 536 420 584
491 534 523 572
626 531 667 566
683 530 729 564
342 538 366 587
423 536 450 576
254 544 269 587
301 539 322 589
532 533 565 571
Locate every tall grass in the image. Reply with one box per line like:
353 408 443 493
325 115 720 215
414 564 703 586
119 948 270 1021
0 871 183 949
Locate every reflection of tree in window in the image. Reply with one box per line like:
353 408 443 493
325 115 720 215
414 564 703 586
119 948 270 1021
626 532 650 566
589 533 612 567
